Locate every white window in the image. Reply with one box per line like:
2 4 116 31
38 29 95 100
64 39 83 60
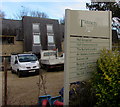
1 36 14 44
33 35 40 44
33 23 40 33
33 23 41 45
48 35 54 43
47 24 53 32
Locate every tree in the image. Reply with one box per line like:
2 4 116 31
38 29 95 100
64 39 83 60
0 10 5 18
15 6 49 20
86 1 120 18
15 6 29 19
59 15 65 25
30 10 48 18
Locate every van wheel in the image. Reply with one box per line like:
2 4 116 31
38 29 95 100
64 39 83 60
46 65 50 72
17 71 22 78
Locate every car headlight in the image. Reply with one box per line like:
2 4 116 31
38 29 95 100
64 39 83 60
36 62 40 67
19 65 26 69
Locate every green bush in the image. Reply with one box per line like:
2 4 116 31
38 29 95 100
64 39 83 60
91 49 120 107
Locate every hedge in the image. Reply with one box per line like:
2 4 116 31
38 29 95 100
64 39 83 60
91 49 120 107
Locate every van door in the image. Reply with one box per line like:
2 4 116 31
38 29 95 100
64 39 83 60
14 56 18 72
11 55 16 71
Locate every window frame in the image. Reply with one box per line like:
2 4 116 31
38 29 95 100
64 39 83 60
33 23 40 33
48 35 54 44
1 36 14 45
32 23 41 45
47 24 53 33
33 34 41 45
47 33 55 46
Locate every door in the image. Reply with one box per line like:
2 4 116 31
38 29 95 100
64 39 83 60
13 56 18 72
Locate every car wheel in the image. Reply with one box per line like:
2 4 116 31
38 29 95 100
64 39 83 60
17 70 22 78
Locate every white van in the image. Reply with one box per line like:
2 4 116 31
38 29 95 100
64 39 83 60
11 53 40 77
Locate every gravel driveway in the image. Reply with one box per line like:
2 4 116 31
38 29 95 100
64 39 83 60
4 69 64 105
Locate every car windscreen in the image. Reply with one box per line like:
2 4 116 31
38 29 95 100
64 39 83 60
18 55 38 62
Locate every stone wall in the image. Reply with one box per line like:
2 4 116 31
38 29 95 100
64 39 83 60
2 37 23 56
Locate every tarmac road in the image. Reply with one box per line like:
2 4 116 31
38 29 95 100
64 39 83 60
2 69 64 105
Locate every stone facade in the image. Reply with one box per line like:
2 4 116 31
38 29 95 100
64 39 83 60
2 37 23 56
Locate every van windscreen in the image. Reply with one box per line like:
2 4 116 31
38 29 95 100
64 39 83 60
18 55 38 62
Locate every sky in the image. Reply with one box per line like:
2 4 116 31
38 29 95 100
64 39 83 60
0 0 91 20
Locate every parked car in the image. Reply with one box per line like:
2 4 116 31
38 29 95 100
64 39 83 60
11 53 40 77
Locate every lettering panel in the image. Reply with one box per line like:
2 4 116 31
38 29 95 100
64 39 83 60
69 36 110 83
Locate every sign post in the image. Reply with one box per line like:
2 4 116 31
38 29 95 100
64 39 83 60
3 57 7 106
64 9 112 105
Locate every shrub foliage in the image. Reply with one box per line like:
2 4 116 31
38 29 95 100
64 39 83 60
92 49 120 107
